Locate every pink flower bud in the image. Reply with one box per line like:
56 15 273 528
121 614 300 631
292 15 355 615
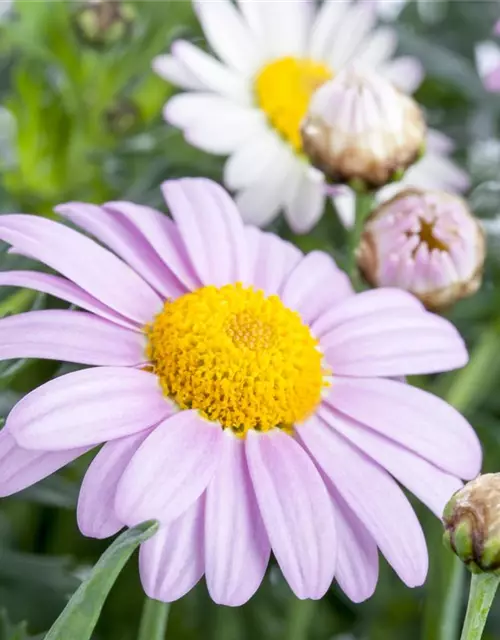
357 189 486 311
301 67 426 188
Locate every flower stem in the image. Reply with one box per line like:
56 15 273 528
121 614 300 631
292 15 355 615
138 597 170 640
285 598 317 640
460 574 500 640
348 192 374 286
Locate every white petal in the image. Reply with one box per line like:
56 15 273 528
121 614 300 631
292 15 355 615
257 1 314 58
284 166 326 234
380 56 424 93
172 40 251 104
327 2 377 69
152 54 206 90
193 0 263 75
309 0 352 60
350 27 398 68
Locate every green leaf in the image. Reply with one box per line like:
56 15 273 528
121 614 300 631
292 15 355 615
0 610 32 640
44 521 159 640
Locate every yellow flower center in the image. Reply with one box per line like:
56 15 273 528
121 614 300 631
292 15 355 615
147 284 325 436
254 56 332 152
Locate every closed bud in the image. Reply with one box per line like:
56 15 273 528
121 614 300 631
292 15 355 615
356 189 485 311
443 474 500 574
301 67 426 188
74 0 136 48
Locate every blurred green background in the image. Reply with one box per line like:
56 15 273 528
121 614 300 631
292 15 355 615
0 1 500 638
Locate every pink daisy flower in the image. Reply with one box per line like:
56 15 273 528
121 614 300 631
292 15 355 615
0 179 481 606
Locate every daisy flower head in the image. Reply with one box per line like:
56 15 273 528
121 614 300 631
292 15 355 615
154 0 424 233
0 178 481 606
356 189 485 311
301 66 426 188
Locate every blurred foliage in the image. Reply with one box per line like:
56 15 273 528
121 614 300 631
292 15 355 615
0 0 499 639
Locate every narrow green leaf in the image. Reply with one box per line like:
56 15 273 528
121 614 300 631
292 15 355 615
44 521 159 640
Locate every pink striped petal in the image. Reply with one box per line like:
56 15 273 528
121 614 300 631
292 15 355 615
298 417 428 587
246 430 336 600
104 201 200 292
0 271 138 330
115 412 223 526
329 488 379 603
77 430 152 539
246 227 303 296
205 431 270 606
321 309 468 377
319 404 463 517
139 498 205 603
0 310 146 366
325 377 481 480
311 288 423 338
280 251 353 325
161 178 250 286
0 215 162 324
56 202 184 299
0 428 91 497
8 368 172 450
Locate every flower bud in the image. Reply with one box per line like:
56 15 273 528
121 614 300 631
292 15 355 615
105 99 140 136
443 474 500 574
356 189 485 311
74 0 136 48
301 67 426 188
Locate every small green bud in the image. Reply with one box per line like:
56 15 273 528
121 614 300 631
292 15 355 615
443 474 500 574
105 99 140 136
74 1 136 48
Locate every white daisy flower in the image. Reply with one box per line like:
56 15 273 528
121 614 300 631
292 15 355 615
334 129 471 228
154 0 424 233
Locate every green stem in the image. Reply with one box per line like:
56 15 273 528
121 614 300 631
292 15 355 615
138 597 170 640
460 573 500 640
284 598 317 640
348 191 374 285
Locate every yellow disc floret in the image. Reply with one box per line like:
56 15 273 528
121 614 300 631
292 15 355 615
254 56 332 152
147 284 326 436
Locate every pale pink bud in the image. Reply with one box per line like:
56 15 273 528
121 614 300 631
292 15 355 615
301 67 426 188
357 189 486 311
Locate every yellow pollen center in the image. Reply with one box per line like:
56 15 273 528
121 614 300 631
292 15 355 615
254 56 332 152
147 284 326 436
417 219 449 253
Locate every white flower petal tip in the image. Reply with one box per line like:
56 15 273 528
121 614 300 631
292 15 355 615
301 66 426 188
357 189 486 311
475 41 500 93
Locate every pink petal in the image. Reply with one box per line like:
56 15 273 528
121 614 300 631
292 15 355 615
104 201 200 292
311 288 423 338
325 377 481 480
161 178 250 286
0 428 91 497
245 430 336 600
115 411 223 526
321 308 468 377
0 271 138 330
320 404 463 517
0 215 162 324
0 310 146 366
205 431 270 606
56 202 185 299
139 498 205 603
246 227 303 296
298 417 428 587
77 430 152 539
280 251 353 325
8 368 172 450
329 488 379 603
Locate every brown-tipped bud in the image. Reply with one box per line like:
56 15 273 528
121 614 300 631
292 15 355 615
74 0 136 48
301 66 426 189
356 189 485 312
443 474 500 574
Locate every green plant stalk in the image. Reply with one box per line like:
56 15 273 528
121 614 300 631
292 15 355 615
138 598 170 640
348 192 374 285
284 598 317 640
433 329 500 640
460 574 500 640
